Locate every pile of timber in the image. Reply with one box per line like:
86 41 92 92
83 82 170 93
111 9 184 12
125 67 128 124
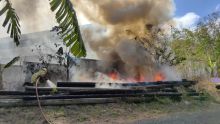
0 79 199 107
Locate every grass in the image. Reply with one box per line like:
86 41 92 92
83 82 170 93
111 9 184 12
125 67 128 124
0 80 219 124
0 95 216 124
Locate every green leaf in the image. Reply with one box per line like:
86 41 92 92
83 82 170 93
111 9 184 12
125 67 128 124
50 0 86 57
0 4 8 16
10 26 14 38
4 56 20 69
50 0 62 11
71 41 80 55
66 33 77 47
63 32 72 42
0 0 21 46
7 23 11 33
3 11 11 27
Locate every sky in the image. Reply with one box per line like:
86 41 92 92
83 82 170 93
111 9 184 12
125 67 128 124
174 0 220 17
0 0 220 38
174 0 220 29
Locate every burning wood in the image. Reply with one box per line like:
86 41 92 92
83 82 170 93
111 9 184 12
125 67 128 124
108 71 118 81
67 0 179 85
0 0 204 107
154 72 166 82
22 92 183 101
0 79 198 106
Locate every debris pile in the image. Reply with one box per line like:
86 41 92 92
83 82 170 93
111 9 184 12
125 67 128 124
0 79 199 106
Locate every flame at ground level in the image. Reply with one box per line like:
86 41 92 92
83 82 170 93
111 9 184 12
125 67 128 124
108 71 118 80
107 71 165 82
154 72 165 82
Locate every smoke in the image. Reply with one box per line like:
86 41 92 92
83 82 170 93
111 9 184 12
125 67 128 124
9 0 57 34
0 0 180 84
71 0 177 81
71 0 174 25
71 0 175 44
12 0 39 27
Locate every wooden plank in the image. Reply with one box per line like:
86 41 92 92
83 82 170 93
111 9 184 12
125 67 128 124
57 80 197 87
0 88 178 96
25 87 180 95
57 82 96 87
0 90 60 95
0 98 118 107
22 92 182 101
0 91 33 95
25 86 123 91
25 84 176 92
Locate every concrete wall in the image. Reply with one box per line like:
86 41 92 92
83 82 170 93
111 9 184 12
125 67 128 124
0 59 100 91
0 28 100 91
2 65 25 91
1 63 67 91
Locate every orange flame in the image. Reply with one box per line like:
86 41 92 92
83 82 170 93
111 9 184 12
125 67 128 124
107 71 165 82
135 74 145 82
108 71 118 80
154 72 165 81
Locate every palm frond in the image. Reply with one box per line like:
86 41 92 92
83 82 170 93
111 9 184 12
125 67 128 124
4 56 20 69
0 0 21 46
50 0 86 57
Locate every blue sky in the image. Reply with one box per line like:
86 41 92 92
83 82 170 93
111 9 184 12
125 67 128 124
173 0 220 29
174 0 220 17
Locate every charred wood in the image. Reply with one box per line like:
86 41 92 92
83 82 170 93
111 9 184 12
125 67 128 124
57 80 197 88
0 98 117 107
22 92 183 101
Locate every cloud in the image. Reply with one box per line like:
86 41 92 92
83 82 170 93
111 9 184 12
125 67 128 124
174 12 200 29
215 4 220 11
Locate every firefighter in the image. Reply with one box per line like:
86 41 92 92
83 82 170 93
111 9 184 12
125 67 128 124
31 67 48 84
24 67 57 90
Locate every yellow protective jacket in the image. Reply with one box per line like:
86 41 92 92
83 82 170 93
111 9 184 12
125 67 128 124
31 68 47 84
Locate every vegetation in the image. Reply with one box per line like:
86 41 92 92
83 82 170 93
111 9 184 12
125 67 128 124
0 1 219 123
3 56 20 69
171 12 220 77
50 0 86 57
0 0 86 57
0 0 20 46
0 98 215 124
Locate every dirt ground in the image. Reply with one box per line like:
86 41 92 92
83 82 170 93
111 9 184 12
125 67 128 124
133 105 220 124
0 98 217 124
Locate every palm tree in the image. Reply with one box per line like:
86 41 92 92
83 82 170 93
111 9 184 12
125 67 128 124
0 0 86 58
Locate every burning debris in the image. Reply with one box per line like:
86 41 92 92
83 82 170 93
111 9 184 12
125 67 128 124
0 0 180 91
0 79 199 107
69 0 179 83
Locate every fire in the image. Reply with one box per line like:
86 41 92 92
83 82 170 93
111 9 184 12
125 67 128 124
139 75 145 82
107 71 165 82
135 74 145 82
154 72 165 81
108 71 118 80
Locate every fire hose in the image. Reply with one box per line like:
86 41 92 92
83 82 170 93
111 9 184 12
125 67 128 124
35 78 54 124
